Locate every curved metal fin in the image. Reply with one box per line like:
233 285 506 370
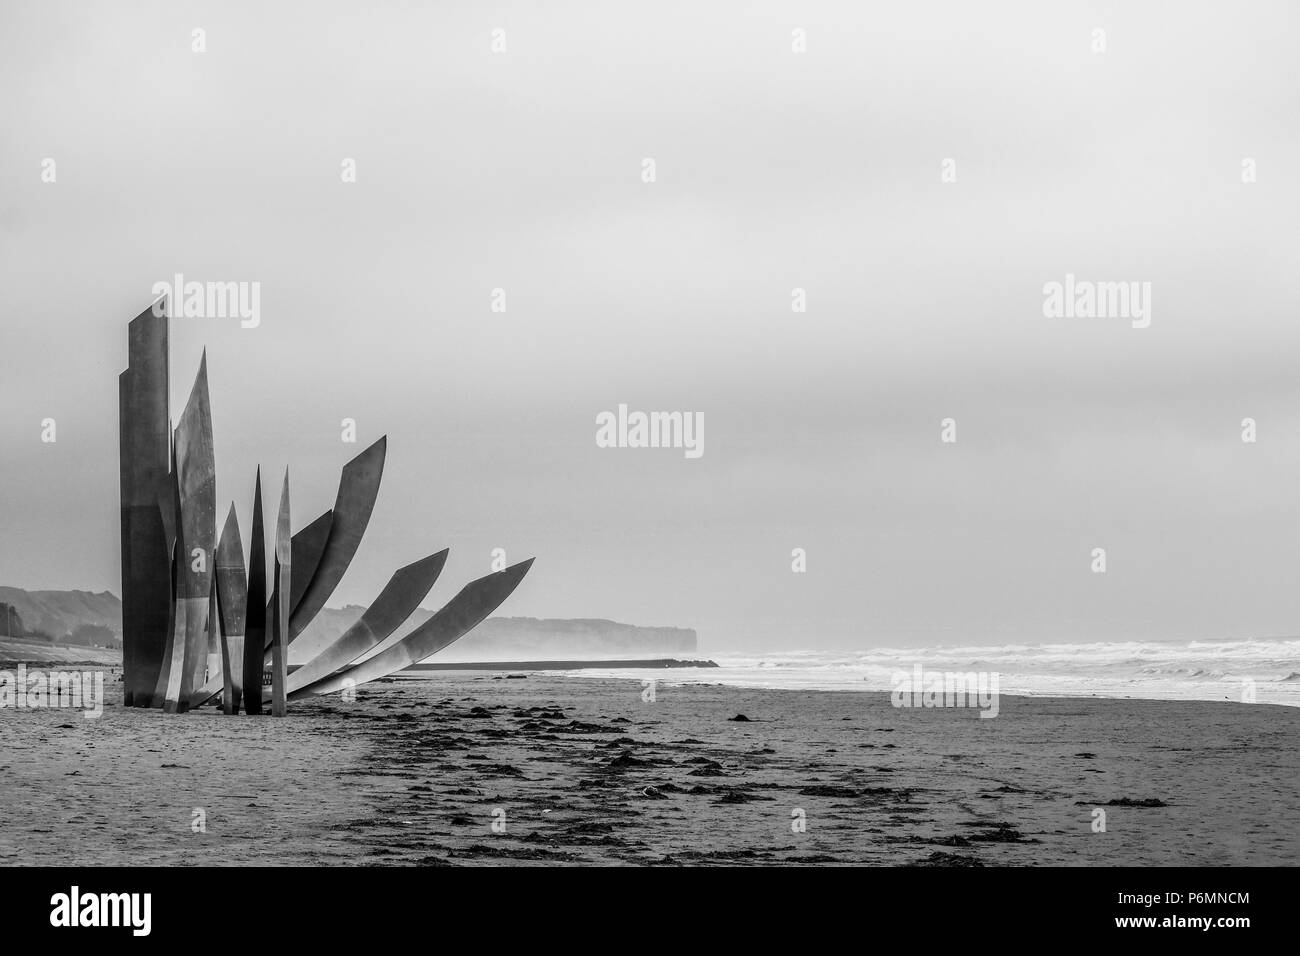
291 558 533 699
289 510 333 615
286 550 448 694
287 437 386 644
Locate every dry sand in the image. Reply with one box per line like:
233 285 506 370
1 667 1296 865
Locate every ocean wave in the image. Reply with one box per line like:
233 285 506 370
677 637 1300 706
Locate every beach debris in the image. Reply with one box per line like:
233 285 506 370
714 789 757 804
564 820 616 836
931 835 972 846
798 784 860 798
536 708 567 720
1104 797 1168 808
560 719 622 734
686 759 728 777
966 823 1039 844
605 750 650 769
728 714 751 722
916 851 985 867
477 763 526 778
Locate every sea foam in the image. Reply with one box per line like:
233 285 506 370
563 638 1300 706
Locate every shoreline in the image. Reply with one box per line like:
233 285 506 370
2 659 1293 710
407 658 718 671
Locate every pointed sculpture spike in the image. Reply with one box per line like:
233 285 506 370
172 354 216 711
214 503 247 714
292 558 533 699
243 469 267 714
271 470 292 717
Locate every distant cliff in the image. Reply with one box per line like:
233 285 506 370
0 587 697 662
0 588 122 645
290 608 697 663
447 616 697 661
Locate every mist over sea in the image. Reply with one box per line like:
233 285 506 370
511 639 1300 707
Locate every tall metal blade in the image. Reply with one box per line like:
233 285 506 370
156 464 187 712
157 466 177 556
118 304 170 707
271 470 292 716
173 352 217 710
287 437 386 644
292 558 533 699
286 550 448 694
214 503 247 715
205 579 220 698
147 476 178 709
243 469 267 715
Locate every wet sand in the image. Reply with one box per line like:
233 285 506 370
1 668 1296 865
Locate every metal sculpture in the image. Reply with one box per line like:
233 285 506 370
117 298 533 714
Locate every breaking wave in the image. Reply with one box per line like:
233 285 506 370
566 638 1300 706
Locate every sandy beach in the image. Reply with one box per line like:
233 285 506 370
1 668 1296 866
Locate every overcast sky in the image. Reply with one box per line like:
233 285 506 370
2 1 1299 651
